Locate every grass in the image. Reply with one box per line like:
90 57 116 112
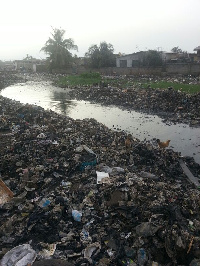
57 72 102 87
138 81 200 94
57 73 200 94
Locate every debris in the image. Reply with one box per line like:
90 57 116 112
96 171 110 184
0 179 13 205
187 236 194 254
0 92 199 265
83 242 101 263
0 244 36 266
139 171 159 180
179 159 200 187
72 210 82 222
38 198 51 208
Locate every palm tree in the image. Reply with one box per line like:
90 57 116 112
41 27 78 71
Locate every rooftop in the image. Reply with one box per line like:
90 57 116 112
194 46 200 51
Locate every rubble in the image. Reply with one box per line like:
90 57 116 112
0 94 199 265
0 72 25 90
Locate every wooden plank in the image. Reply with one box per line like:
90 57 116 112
179 159 200 187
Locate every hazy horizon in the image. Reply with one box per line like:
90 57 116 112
0 0 200 61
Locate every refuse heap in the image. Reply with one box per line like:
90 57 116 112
0 72 25 90
68 83 200 127
0 95 200 265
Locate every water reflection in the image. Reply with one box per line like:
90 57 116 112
50 91 78 115
1 81 200 164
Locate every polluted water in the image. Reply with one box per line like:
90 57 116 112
1 81 200 164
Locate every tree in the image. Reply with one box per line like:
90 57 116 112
143 50 162 67
171 46 183 53
23 54 33 60
85 42 115 68
41 27 78 71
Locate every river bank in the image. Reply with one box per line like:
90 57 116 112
0 93 200 265
1 72 200 127
67 82 200 127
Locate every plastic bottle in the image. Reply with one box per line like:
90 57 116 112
72 210 82 222
137 248 147 265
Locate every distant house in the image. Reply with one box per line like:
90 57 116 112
162 52 192 63
194 46 200 62
14 58 45 72
116 50 199 67
161 52 179 63
0 61 15 71
116 52 146 68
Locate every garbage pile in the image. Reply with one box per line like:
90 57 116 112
0 95 200 265
68 81 200 127
0 73 25 90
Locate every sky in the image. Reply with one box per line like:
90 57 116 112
0 0 200 61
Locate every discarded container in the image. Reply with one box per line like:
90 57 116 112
38 198 51 208
72 210 82 222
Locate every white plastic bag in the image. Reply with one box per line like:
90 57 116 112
0 244 36 266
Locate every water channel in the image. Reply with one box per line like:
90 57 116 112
1 80 200 164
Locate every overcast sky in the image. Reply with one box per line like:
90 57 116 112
0 0 200 61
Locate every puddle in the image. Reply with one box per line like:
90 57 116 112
1 81 200 164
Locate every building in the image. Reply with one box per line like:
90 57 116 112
194 46 200 62
13 57 46 72
161 52 179 63
0 61 15 71
116 50 199 68
116 52 146 68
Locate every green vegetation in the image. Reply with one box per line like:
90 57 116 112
140 81 200 94
171 46 183 53
57 72 101 87
41 27 78 71
85 42 116 68
57 73 200 94
142 50 163 67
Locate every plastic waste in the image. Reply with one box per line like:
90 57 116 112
112 167 125 173
38 198 51 208
96 171 109 184
72 210 82 222
135 222 160 237
61 181 72 188
79 145 97 170
38 243 56 258
80 228 92 243
0 244 36 266
137 248 147 265
83 242 101 263
37 133 46 139
139 171 159 180
100 165 113 173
